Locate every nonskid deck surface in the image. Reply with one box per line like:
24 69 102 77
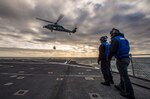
0 60 150 99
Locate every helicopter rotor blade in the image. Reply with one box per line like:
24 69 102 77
55 14 64 24
36 18 54 23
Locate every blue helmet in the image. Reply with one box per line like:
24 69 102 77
100 36 108 42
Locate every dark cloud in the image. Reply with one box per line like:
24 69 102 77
0 0 21 19
117 4 133 11
74 9 89 25
111 12 145 24
93 3 103 12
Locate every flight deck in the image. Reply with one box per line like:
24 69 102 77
0 59 150 99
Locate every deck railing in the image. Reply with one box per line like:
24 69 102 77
75 54 150 81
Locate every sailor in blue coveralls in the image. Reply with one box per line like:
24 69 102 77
108 28 135 99
98 36 114 86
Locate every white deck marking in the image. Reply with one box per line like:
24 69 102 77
78 72 84 75
10 75 17 78
64 61 68 64
48 72 53 74
94 67 99 69
86 69 92 71
56 78 63 81
10 66 14 67
89 93 103 99
14 90 29 95
30 68 34 69
0 73 32 76
4 82 13 86
85 77 94 80
16 76 24 79
18 71 24 73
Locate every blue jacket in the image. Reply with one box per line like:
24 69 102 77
101 42 110 59
98 41 110 62
112 36 130 58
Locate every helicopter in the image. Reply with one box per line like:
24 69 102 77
36 14 77 34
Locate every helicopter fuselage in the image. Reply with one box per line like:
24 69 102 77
44 24 76 33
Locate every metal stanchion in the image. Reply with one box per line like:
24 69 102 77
130 54 135 77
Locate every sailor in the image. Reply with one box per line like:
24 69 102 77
98 36 114 86
108 28 135 99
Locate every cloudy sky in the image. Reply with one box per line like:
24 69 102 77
0 0 150 57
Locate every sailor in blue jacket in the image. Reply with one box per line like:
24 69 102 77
108 28 135 99
98 36 113 86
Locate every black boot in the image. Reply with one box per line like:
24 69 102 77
120 92 135 99
110 80 114 84
101 82 110 86
114 85 122 92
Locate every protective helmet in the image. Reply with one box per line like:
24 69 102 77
100 36 108 42
110 28 120 34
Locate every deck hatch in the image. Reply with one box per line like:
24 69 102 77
14 90 29 95
89 93 103 99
